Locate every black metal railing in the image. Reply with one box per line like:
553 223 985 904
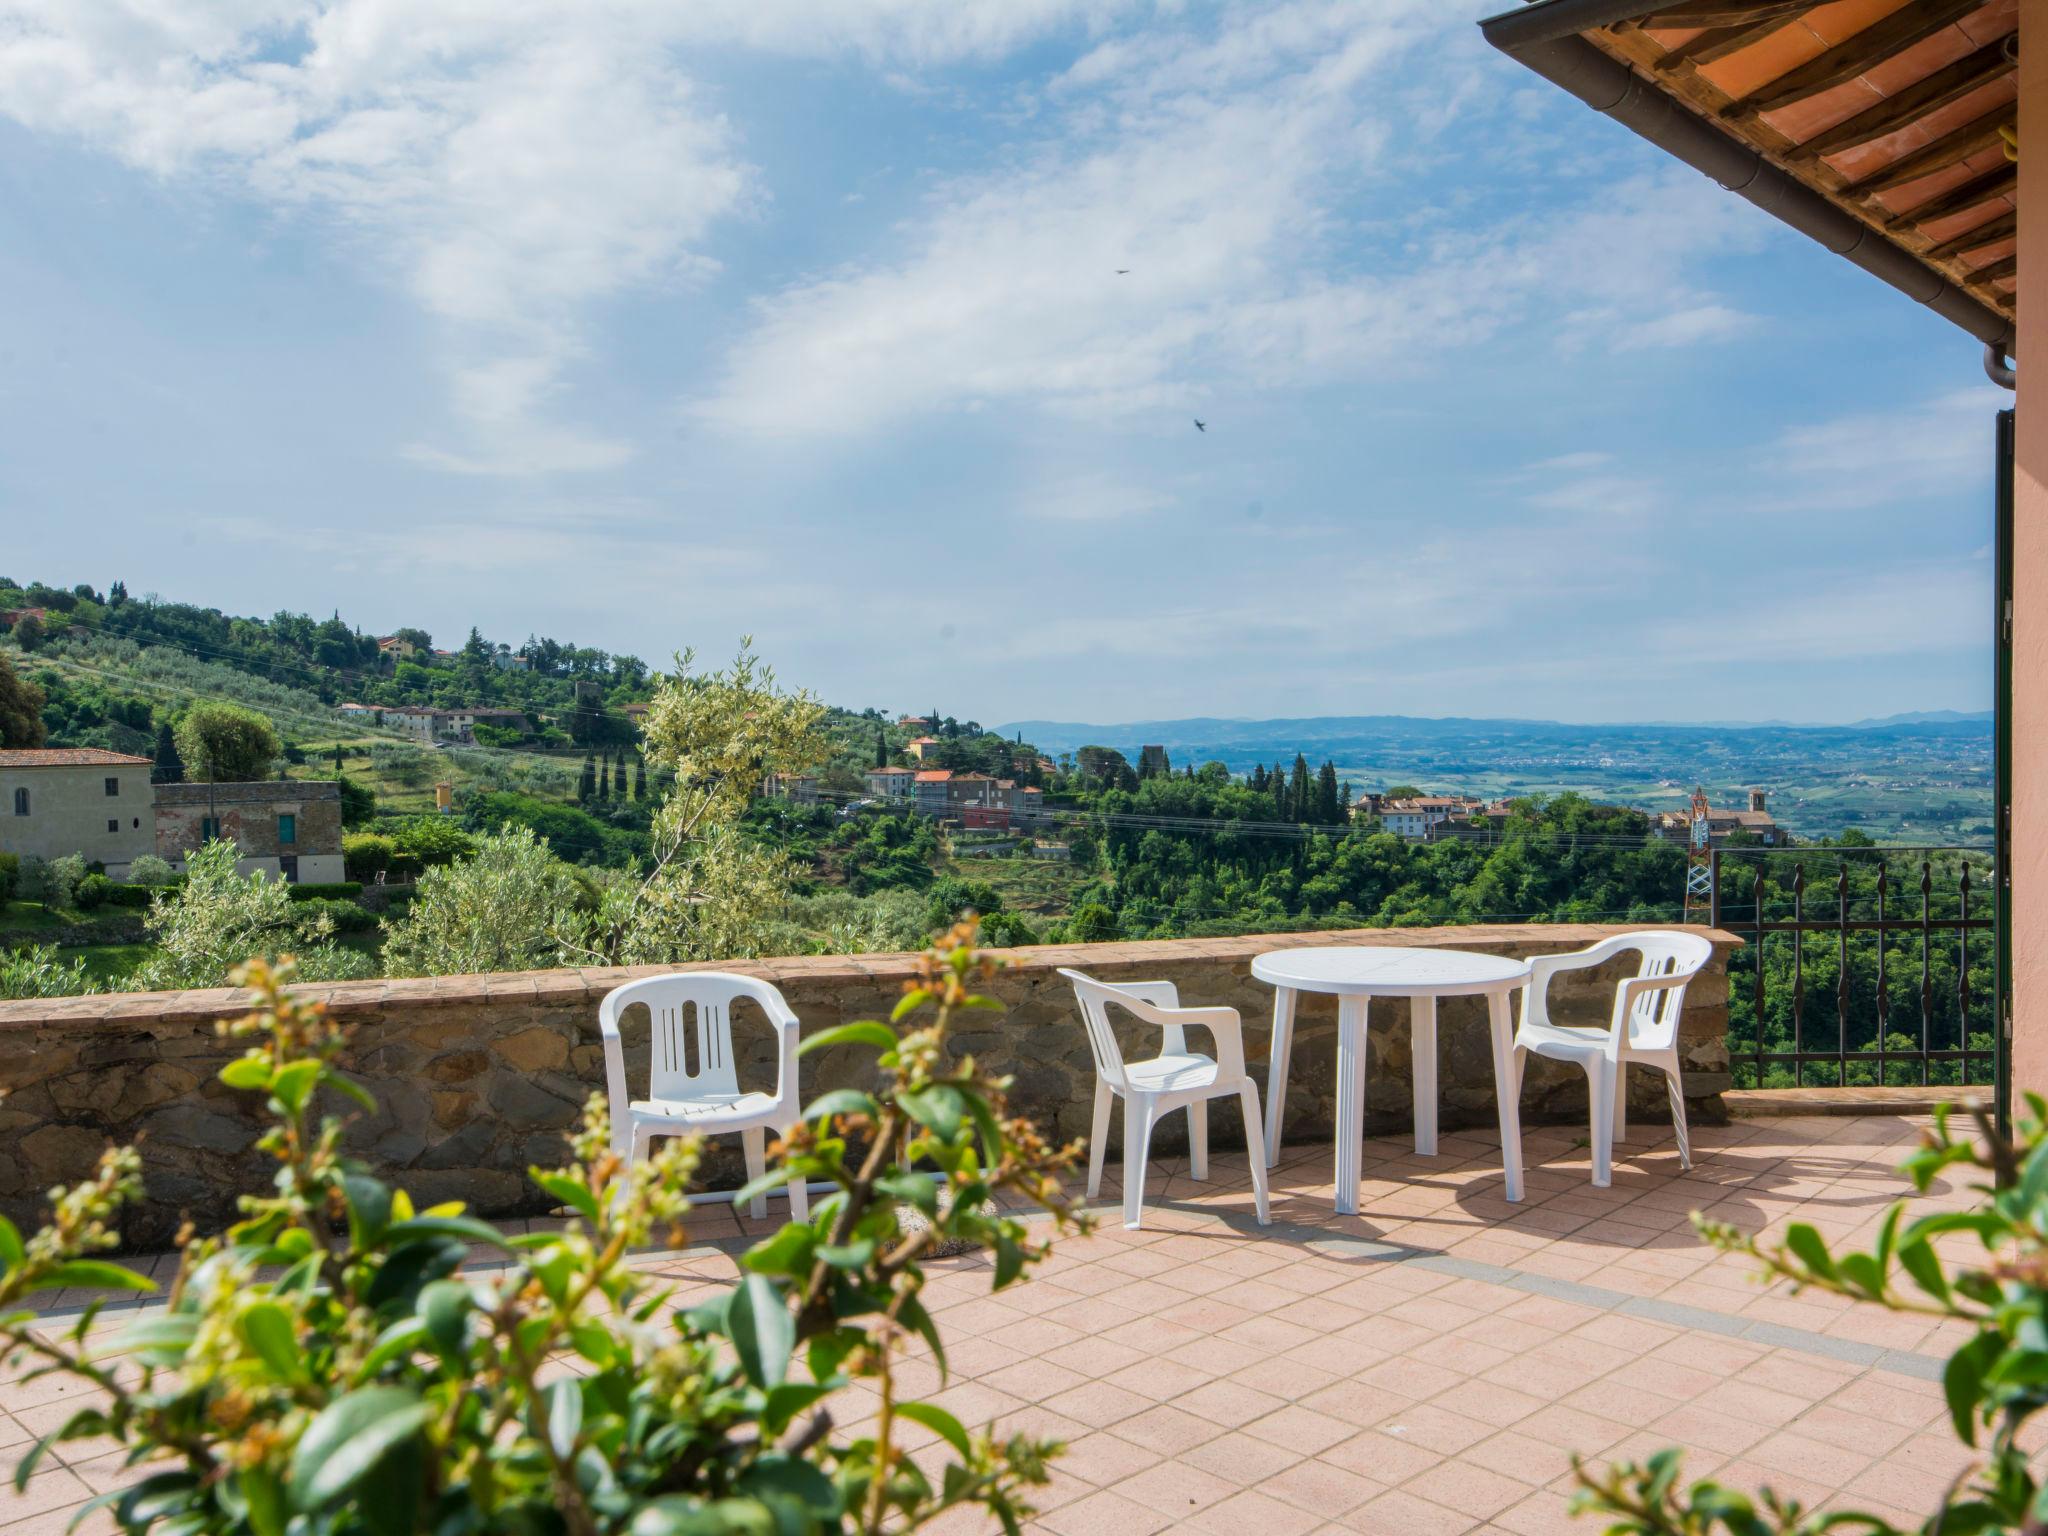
1711 846 1998 1090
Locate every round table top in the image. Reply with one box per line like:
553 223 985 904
1251 945 1532 998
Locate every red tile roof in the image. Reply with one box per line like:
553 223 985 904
0 748 153 768
914 770 952 782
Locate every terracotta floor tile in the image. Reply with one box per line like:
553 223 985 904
1107 1459 1239 1515
1050 1432 1162 1489
1402 1457 1532 1520
1242 1403 1356 1456
1186 1486 1324 1536
1036 1488 1171 1536
1348 1487 1479 1536
1181 1430 1307 1486
1262 1454 1383 1518
1108 1403 1219 1457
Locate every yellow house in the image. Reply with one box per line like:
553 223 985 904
0 748 156 877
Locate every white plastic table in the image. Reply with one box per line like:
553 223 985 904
1253 946 1533 1212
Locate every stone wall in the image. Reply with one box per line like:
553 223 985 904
0 924 1736 1248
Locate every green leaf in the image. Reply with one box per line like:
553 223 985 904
1836 1252 1884 1299
354 1317 429 1381
993 1233 1025 1290
544 1379 583 1461
890 990 931 1023
897 1294 946 1381
239 1467 288 1536
383 1215 508 1248
1782 1224 1837 1283
741 1225 816 1277
116 1473 201 1527
1944 1330 2003 1446
796 1021 897 1058
630 1496 778 1536
898 1087 964 1144
875 1169 938 1216
529 1168 600 1226
343 1172 392 1251
117 1312 199 1361
761 1382 832 1436
417 1280 472 1363
269 1059 324 1116
737 1455 840 1520
288 1386 433 1511
1896 1239 1950 1304
220 1056 273 1092
37 1260 153 1294
802 1088 880 1122
237 1301 303 1381
895 1402 970 1459
0 1214 21 1272
731 1168 801 1212
815 1239 876 1269
1874 1204 1901 1271
727 1274 794 1390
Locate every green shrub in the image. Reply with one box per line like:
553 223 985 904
0 930 1085 1535
341 831 395 882
0 941 96 999
73 873 113 910
97 881 158 909
286 881 364 901
290 896 378 933
126 854 177 886
0 852 17 903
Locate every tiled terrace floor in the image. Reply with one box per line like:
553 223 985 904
0 1112 1987 1534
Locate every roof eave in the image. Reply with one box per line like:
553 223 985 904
1478 2 2016 351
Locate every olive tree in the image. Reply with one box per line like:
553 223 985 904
173 701 280 784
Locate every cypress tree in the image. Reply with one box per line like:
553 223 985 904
578 754 597 802
633 755 647 800
333 743 345 774
153 720 184 784
1316 761 1340 824
599 758 612 799
1290 755 1312 824
875 727 888 768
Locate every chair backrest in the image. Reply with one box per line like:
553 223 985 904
1615 931 1714 1050
1059 969 1185 1090
599 972 790 1103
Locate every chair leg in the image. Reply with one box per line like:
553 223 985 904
788 1176 810 1223
1613 1059 1629 1147
1123 1096 1157 1231
613 1123 654 1216
1088 1079 1113 1200
1189 1099 1209 1181
1238 1085 1271 1225
1588 1057 1615 1189
1664 1068 1693 1170
741 1126 767 1220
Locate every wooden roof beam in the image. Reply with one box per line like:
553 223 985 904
1634 0 1811 27
1840 105 2015 197
1789 38 2015 161
1725 0 1984 119
1964 254 2017 287
1654 15 1801 71
1885 163 2017 228
1921 209 2016 261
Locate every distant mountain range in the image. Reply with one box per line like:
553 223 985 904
998 711 1993 758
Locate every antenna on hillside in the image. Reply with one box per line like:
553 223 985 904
1683 785 1714 924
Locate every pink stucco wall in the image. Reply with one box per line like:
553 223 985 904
2010 17 2046 1099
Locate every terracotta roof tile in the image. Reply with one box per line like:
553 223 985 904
0 748 153 768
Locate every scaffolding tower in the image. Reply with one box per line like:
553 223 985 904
1683 785 1714 924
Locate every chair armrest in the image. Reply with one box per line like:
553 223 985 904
596 999 632 1149
1131 1001 1246 1081
1523 939 1632 1029
1106 979 1181 1009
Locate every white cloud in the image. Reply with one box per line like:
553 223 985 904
1611 302 1756 351
0 0 1122 474
1762 387 2008 511
684 1 1769 441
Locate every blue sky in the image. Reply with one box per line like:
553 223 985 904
0 1 2003 725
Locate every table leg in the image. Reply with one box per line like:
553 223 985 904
1487 990 1524 1203
1411 995 1437 1157
1334 994 1369 1217
1264 986 1297 1168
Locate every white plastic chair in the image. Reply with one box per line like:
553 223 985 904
1512 931 1714 1187
1059 968 1270 1231
598 972 809 1221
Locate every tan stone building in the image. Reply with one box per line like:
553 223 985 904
153 781 345 884
0 748 156 876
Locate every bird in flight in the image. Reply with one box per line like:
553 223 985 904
1193 419 1206 433
1116 268 1130 274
